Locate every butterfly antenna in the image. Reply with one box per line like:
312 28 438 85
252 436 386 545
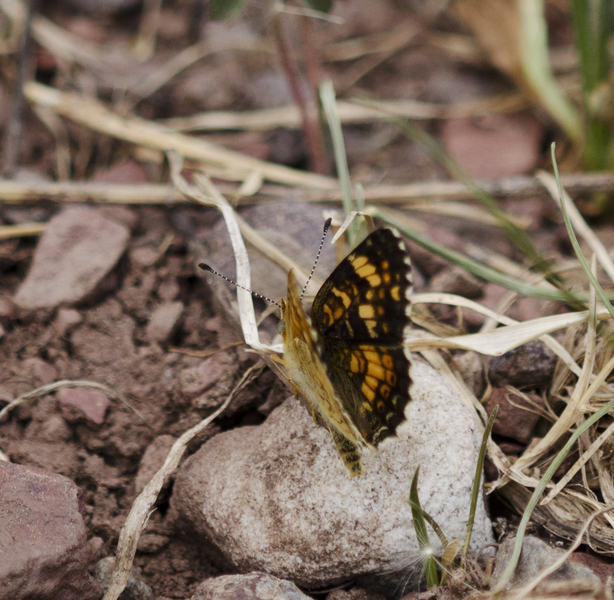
199 263 281 308
300 218 332 301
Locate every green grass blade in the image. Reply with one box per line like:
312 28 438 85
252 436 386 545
462 404 498 564
409 466 440 588
551 144 614 322
368 206 588 303
320 80 365 247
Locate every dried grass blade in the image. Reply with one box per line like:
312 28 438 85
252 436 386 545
413 292 582 375
168 152 267 353
24 82 337 190
492 398 614 593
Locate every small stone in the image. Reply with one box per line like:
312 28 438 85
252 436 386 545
179 352 236 399
57 387 110 425
486 388 544 444
130 246 159 267
95 557 153 600
0 462 101 600
491 536 601 593
488 341 557 388
135 435 176 495
14 206 130 310
191 572 312 600
21 357 57 386
145 301 184 343
54 308 83 337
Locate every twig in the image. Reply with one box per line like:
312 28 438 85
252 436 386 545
271 11 327 174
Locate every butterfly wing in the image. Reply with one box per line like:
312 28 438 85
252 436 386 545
280 270 365 476
311 228 413 447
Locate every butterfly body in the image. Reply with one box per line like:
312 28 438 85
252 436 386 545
280 227 414 477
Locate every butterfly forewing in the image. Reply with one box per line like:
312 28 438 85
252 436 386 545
310 228 414 447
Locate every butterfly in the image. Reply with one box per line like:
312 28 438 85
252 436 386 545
279 227 413 477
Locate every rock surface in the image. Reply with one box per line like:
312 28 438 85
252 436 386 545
14 206 130 310
191 572 313 600
170 360 493 592
0 461 102 600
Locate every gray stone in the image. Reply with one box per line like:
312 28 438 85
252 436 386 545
95 556 153 600
14 206 130 310
191 572 312 600
0 461 101 600
170 360 493 591
491 536 602 592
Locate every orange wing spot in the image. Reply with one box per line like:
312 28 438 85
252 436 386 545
363 350 380 365
351 255 368 270
361 383 376 402
366 320 378 337
378 289 386 299
383 272 391 284
390 286 401 301
380 384 390 399
356 263 377 278
332 287 352 308
358 304 375 319
323 304 334 325
366 289 374 300
377 400 386 413
366 274 382 287
365 375 378 390
382 354 394 369
382 260 389 270
377 306 384 316
334 306 344 320
367 362 385 380
381 323 389 334
386 371 397 386
350 353 360 373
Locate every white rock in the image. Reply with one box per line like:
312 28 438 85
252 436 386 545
170 360 493 592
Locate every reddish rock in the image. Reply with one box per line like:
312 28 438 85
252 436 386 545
57 387 110 425
569 552 614 585
486 387 545 444
0 461 102 600
442 112 543 179
14 207 130 310
91 159 148 184
179 352 237 399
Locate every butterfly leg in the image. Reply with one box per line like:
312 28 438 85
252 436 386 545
328 425 363 477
